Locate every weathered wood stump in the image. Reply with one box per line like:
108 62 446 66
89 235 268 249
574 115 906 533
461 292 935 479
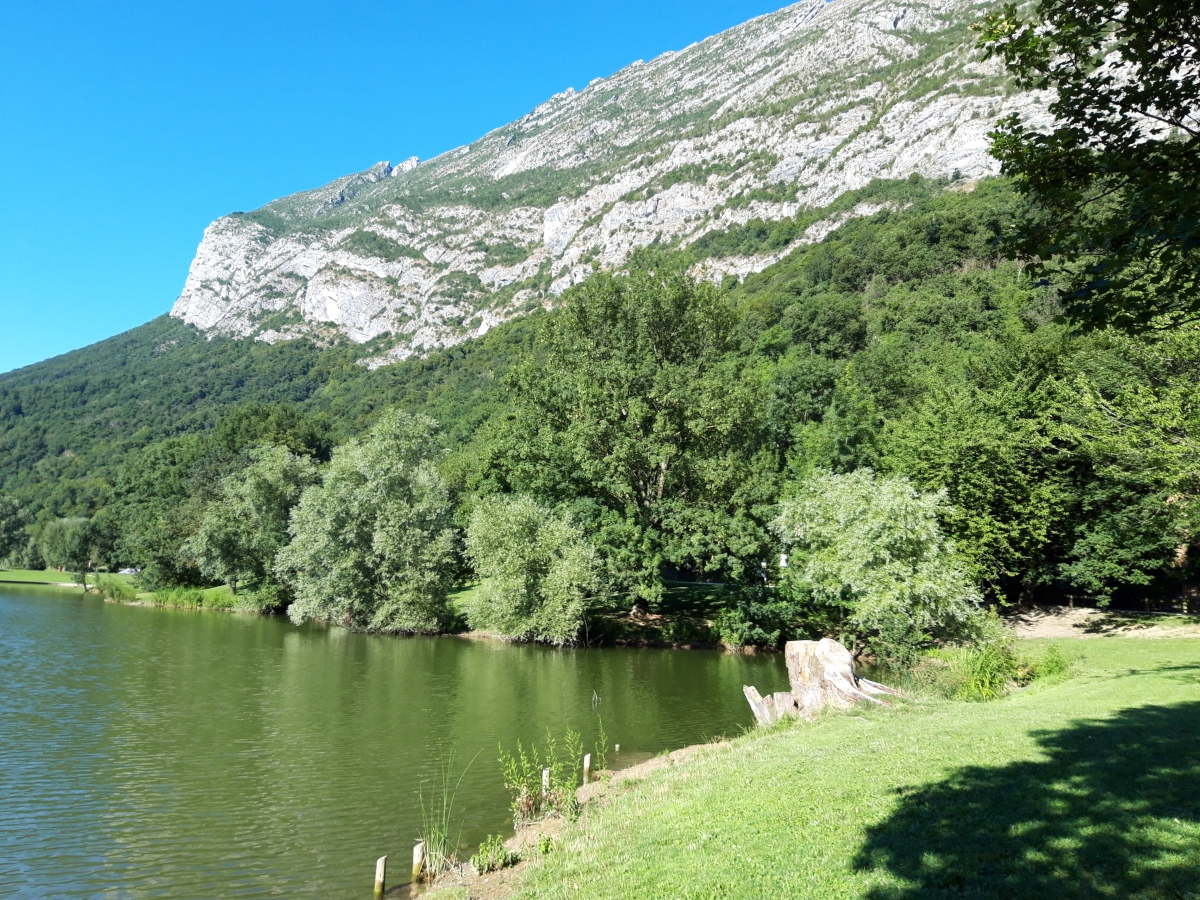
743 638 902 725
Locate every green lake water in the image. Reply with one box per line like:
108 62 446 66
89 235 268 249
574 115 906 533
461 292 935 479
0 587 785 898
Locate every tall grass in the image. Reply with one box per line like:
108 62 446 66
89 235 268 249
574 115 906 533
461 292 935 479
419 751 478 878
901 642 1071 701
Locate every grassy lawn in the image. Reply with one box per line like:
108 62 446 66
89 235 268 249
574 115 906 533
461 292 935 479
505 637 1200 899
0 569 137 587
0 568 78 584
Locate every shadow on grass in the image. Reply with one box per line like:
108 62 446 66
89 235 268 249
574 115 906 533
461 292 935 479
855 703 1200 899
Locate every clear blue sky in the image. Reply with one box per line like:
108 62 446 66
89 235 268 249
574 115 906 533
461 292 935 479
0 0 791 375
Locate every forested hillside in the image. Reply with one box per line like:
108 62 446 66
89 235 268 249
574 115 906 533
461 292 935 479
0 310 538 516
4 174 1196 643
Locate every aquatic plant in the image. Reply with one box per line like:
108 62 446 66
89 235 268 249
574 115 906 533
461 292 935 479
419 751 476 877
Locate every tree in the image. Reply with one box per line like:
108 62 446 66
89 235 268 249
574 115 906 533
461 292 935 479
488 262 775 607
38 517 98 590
185 445 319 600
880 377 1075 593
774 469 982 664
276 411 457 633
978 0 1200 331
1057 325 1200 598
464 495 603 644
0 494 26 566
110 404 328 589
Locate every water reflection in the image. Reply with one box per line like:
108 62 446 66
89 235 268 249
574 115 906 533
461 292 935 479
0 589 784 898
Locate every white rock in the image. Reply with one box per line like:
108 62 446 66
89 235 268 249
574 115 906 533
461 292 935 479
171 0 1055 364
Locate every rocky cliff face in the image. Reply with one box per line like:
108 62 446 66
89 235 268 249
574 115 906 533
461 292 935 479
171 0 1049 368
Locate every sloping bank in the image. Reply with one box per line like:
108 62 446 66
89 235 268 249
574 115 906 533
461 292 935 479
428 635 1200 899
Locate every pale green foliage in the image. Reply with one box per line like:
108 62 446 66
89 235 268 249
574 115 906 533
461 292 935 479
464 495 602 644
185 445 318 594
774 469 981 661
277 411 456 633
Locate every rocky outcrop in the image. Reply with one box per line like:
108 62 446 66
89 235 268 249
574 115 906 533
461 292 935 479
171 0 1051 366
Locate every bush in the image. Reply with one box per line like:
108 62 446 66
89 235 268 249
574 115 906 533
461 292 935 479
470 834 517 874
660 616 714 645
234 583 291 614
151 587 205 608
713 588 798 649
96 577 137 603
905 641 1072 701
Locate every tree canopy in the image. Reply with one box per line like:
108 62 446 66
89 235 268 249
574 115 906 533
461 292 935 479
277 411 457 633
979 0 1199 331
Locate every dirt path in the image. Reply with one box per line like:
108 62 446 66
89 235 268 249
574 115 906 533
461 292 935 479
1007 606 1200 640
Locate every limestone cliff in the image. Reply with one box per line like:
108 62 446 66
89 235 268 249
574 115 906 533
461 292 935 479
171 0 1048 368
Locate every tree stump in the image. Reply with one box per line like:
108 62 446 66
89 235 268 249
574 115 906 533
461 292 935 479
743 638 902 725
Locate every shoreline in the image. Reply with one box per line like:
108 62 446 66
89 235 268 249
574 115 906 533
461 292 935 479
418 632 1200 899
9 579 1200 646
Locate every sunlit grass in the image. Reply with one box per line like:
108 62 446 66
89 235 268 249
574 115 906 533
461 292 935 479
514 638 1200 899
0 568 137 588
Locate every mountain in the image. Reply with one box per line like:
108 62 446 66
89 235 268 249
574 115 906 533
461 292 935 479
1 0 1045 515
171 0 1048 368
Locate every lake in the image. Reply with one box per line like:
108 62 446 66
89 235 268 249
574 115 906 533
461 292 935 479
0 587 785 898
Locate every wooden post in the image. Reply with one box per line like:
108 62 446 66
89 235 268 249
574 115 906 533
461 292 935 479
374 855 386 895
412 841 425 884
583 753 591 785
542 767 550 796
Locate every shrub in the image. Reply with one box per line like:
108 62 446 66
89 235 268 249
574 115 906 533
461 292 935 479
470 835 517 874
96 577 137 603
234 584 291 614
905 641 1072 701
712 587 799 649
659 616 714 645
151 587 205 608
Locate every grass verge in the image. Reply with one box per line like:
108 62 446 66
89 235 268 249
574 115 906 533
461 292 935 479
504 637 1200 899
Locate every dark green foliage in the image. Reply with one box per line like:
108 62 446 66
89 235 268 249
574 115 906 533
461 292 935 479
979 0 1200 331
691 175 940 260
470 239 532 267
0 311 539 520
106 404 330 585
0 494 26 563
474 258 778 605
338 229 426 262
712 587 801 649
